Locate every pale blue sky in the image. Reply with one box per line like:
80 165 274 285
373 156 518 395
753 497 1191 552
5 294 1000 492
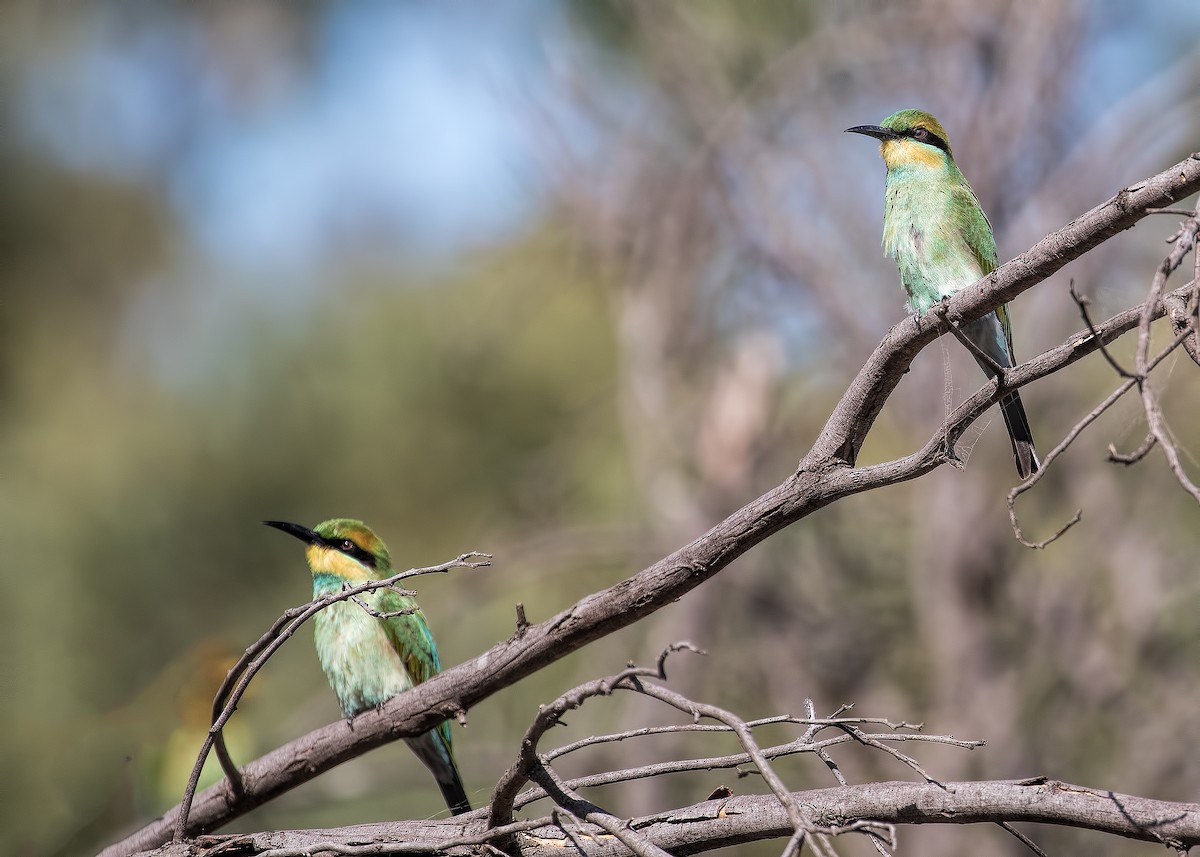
16 2 562 276
13 1 1199 282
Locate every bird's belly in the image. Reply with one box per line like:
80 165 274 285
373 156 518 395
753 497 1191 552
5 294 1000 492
892 227 984 314
884 185 985 315
315 600 413 716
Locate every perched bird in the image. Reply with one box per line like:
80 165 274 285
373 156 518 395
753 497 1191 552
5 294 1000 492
264 518 470 815
846 109 1039 478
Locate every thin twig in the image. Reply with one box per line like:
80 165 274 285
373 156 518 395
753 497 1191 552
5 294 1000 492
1162 278 1200 365
1069 279 1133 377
1136 215 1197 367
1138 378 1200 502
552 808 594 855
544 712 923 762
1108 432 1156 465
1008 378 1131 548
544 716 795 761
530 764 672 857
487 652 682 845
348 587 421 620
802 702 894 857
516 727 982 811
209 612 301 797
1134 208 1200 502
630 681 838 857
1005 290 1199 546
834 723 946 788
999 821 1050 857
492 646 965 857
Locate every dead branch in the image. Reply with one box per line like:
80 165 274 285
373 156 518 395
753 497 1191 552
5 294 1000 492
1133 203 1200 501
511 729 982 812
1005 294 1196 547
132 779 1200 857
485 645 987 857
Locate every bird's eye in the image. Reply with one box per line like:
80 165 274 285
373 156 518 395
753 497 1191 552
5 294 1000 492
912 127 929 141
341 539 356 552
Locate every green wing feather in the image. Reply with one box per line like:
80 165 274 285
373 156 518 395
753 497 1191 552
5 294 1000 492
953 179 997 274
954 177 1017 361
375 587 454 751
375 588 440 682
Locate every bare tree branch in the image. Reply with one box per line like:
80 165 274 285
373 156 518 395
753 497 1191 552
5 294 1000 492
135 779 1200 857
528 763 673 857
541 712 947 765
1069 278 1135 378
1006 293 1196 547
99 153 1200 857
512 729 982 812
1108 432 1157 465
620 676 840 857
1132 204 1200 501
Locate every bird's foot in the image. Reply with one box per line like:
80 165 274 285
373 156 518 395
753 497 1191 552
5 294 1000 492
929 297 954 327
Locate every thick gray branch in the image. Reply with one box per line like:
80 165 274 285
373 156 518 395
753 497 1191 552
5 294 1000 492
135 779 1200 856
99 153 1200 857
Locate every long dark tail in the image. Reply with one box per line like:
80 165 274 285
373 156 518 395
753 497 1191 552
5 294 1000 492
434 765 471 816
406 731 471 815
999 389 1039 479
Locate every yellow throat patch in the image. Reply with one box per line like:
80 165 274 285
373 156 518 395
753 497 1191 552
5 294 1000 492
880 137 946 171
305 544 375 583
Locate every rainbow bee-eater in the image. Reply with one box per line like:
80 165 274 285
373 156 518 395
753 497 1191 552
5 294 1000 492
263 518 470 815
847 109 1039 478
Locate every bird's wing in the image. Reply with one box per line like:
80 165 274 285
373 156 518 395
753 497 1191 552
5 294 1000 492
376 587 454 750
376 587 442 685
954 181 1015 359
955 183 998 275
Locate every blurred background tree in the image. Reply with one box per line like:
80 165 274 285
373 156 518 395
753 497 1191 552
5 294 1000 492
2 3 1198 856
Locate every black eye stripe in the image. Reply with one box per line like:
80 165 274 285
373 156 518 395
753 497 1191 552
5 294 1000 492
905 127 949 154
326 536 377 568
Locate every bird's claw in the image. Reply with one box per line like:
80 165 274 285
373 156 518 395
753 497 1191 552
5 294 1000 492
930 297 954 325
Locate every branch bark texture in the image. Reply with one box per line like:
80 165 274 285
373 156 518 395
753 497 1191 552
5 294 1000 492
135 779 1200 856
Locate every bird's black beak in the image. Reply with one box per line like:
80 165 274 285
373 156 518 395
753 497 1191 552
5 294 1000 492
845 124 900 142
263 520 321 545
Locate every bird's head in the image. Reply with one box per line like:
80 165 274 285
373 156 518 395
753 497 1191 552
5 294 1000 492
846 109 953 171
263 518 392 583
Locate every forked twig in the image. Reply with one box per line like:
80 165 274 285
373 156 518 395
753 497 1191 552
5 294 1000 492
491 645 983 857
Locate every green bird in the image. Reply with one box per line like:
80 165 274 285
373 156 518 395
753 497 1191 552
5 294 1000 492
263 518 470 815
847 109 1039 478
